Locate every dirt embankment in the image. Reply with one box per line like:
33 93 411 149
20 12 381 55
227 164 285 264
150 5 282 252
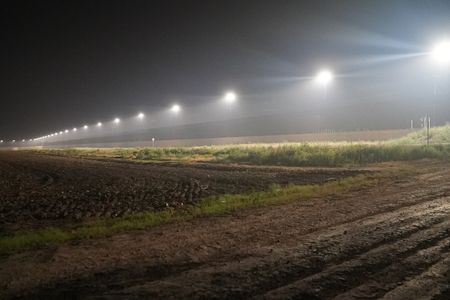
1 160 450 299
0 151 364 232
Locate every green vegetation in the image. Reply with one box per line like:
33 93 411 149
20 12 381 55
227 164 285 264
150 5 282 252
394 124 450 145
0 172 392 256
29 125 450 167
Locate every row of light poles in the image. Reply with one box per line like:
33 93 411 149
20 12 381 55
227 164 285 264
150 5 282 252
2 40 450 144
24 92 238 143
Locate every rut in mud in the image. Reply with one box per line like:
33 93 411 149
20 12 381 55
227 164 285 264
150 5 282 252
1 160 450 299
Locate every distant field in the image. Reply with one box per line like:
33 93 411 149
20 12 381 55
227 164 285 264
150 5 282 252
30 126 450 167
31 128 414 149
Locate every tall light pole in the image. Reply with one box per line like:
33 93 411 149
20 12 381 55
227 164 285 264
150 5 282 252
316 69 333 100
171 104 181 113
224 91 237 112
430 41 450 128
224 91 237 104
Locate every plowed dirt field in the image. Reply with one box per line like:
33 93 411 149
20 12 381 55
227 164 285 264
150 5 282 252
1 152 450 299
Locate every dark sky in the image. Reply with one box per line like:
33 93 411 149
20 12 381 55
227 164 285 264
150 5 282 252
1 0 450 140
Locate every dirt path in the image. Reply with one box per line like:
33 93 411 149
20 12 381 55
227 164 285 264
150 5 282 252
1 160 450 299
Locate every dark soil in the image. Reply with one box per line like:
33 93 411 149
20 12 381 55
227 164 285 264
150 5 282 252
0 151 364 232
4 154 450 299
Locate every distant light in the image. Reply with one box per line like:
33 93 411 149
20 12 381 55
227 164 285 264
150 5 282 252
97 122 102 127
171 104 181 113
22 139 25 142
59 131 63 134
54 132 58 135
224 92 237 104
83 125 88 129
65 130 69 133
316 69 333 85
137 112 145 120
73 128 77 132
113 118 120 124
0 140 3 143
29 139 33 142
12 140 15 143
431 41 450 64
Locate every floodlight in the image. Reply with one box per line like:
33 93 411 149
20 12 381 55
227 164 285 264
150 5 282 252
83 125 88 129
0 140 3 143
171 104 181 113
73 128 77 132
65 129 69 133
59 131 63 134
113 118 120 124
137 112 145 120
431 41 450 64
97 122 102 127
224 92 237 104
316 69 333 85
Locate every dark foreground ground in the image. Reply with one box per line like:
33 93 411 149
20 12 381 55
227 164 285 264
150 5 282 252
1 152 450 299
0 151 362 232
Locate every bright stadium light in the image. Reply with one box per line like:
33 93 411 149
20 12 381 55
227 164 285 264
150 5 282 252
431 41 450 64
83 125 88 129
0 140 3 143
316 69 333 86
137 112 145 120
97 122 102 127
171 104 181 113
73 128 77 132
65 129 69 133
22 139 25 142
113 118 121 124
224 91 237 104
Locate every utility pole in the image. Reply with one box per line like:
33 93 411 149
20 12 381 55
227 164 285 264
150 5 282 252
422 115 431 146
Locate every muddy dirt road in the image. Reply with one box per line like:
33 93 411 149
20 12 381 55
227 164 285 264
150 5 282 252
0 151 362 232
1 159 450 299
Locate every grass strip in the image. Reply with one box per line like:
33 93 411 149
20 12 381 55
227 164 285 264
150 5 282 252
25 125 450 167
0 171 398 257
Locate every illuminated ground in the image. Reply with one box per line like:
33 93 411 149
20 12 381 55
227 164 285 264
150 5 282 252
1 154 450 299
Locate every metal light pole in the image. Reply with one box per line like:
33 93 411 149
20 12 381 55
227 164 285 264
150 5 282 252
431 41 450 128
316 69 333 102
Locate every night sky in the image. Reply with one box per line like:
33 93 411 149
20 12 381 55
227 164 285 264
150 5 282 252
1 0 450 141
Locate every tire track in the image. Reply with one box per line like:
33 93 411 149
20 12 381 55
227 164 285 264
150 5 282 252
88 198 450 299
333 238 450 299
260 218 450 299
380 254 450 300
